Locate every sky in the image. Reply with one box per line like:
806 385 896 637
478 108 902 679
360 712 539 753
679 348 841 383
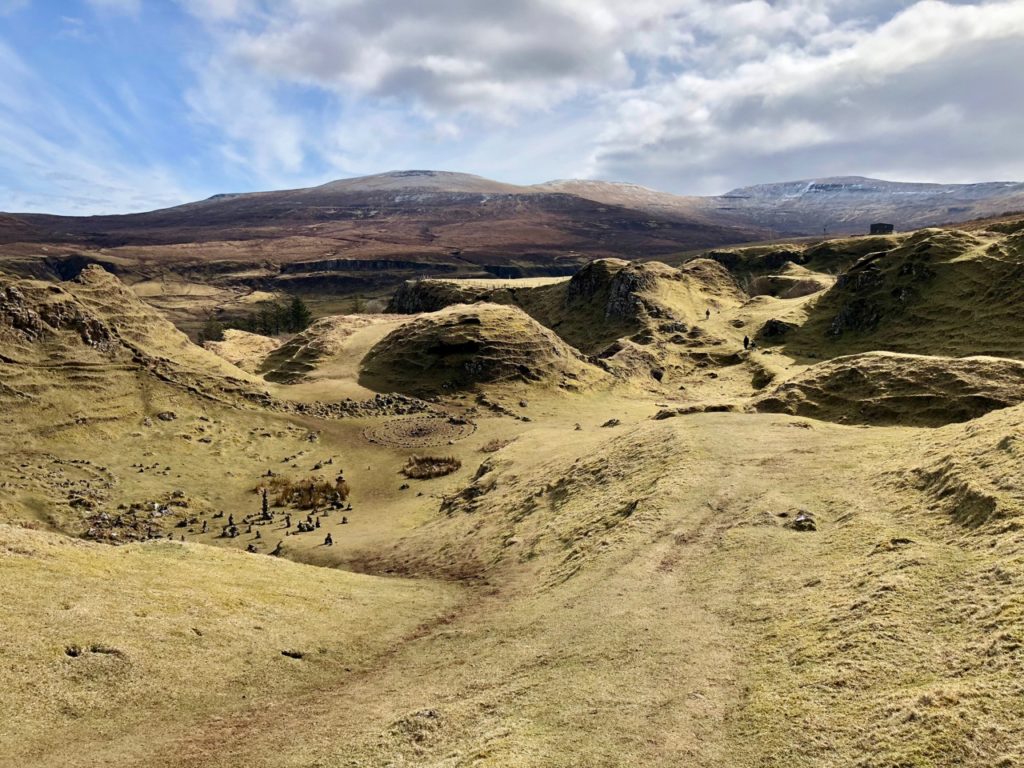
1 0 1023 215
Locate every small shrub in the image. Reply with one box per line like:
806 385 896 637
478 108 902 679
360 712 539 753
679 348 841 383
402 455 461 479
480 438 513 453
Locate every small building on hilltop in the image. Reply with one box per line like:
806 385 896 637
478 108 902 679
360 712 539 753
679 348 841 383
870 222 895 235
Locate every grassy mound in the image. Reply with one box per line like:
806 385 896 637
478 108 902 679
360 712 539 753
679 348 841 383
703 234 903 277
753 351 1024 426
904 403 1024 529
0 524 457 767
385 257 745 356
0 266 263 433
785 228 1024 359
748 262 834 299
258 314 399 384
359 303 604 394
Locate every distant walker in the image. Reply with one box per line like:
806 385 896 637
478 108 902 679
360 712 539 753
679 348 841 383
870 222 895 235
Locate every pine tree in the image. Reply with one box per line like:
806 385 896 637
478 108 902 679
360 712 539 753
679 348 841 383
288 296 313 332
257 306 274 335
271 302 289 335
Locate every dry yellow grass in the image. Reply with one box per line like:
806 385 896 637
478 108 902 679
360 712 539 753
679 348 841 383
0 524 459 768
204 328 281 373
5 222 1024 766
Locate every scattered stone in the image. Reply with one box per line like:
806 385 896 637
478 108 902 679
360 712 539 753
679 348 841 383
789 511 817 532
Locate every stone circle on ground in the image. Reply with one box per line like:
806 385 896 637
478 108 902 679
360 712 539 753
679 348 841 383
362 416 477 448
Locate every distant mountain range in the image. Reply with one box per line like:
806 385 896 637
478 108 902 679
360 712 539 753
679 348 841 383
2 170 1023 332
5 170 1024 252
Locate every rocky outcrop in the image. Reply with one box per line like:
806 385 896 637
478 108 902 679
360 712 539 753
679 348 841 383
386 280 491 314
1 281 112 347
756 318 799 342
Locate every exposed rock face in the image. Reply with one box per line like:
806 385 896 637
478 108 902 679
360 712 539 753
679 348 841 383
1 281 112 347
598 262 666 321
757 318 799 341
753 352 1024 426
566 257 741 323
386 280 491 314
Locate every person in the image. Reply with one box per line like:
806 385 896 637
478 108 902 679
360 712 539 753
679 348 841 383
324 533 333 546
705 308 711 320
743 335 750 350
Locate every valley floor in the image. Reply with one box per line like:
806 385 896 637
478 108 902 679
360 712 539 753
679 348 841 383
5 237 1024 767
4 389 1022 767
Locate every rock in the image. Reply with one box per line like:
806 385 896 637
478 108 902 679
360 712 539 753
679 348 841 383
789 512 817 532
757 318 799 340
600 418 621 428
156 411 177 422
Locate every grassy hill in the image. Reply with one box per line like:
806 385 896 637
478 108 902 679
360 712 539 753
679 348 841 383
4 216 1024 766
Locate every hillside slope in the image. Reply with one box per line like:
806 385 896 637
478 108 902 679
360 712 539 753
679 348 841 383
6 216 1024 767
784 227 1024 359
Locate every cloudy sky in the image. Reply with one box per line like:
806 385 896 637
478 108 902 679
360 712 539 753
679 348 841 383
1 0 1023 214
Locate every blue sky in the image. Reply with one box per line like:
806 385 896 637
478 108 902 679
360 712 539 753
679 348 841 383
2 0 1023 214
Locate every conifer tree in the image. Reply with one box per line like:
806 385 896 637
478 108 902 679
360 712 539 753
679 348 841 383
288 296 313 331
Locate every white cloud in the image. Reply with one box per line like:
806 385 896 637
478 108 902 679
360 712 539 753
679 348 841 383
587 0 1024 192
174 0 1024 194
6 0 1024 213
184 57 307 178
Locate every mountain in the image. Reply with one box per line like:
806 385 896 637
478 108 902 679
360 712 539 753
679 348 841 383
2 170 1023 336
717 176 1024 234
2 170 761 256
